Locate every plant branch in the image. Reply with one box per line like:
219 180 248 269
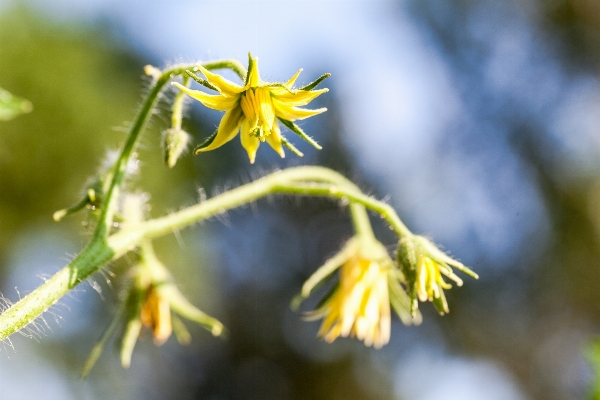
0 166 411 341
96 60 247 237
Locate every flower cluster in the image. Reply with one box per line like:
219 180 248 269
173 53 329 163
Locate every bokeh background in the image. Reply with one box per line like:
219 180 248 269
1 0 600 399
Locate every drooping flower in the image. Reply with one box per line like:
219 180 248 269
81 242 224 377
172 53 329 163
140 286 172 345
317 253 391 348
398 235 478 315
298 238 420 349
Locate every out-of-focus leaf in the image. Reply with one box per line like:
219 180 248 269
0 87 32 121
587 339 600 400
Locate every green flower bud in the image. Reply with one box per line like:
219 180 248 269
163 128 190 168
397 237 419 315
397 235 478 316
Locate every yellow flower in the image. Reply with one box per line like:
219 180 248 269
140 286 172 345
173 53 329 163
317 254 392 348
299 238 420 349
398 236 478 315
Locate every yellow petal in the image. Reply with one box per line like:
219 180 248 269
246 56 261 87
286 68 303 87
255 88 276 131
266 122 285 158
272 97 327 121
173 83 239 111
196 65 245 97
239 119 260 163
198 107 244 152
272 88 328 107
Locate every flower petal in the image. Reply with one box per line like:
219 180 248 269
272 97 327 121
272 88 328 107
196 65 245 96
239 119 260 163
197 107 244 153
286 68 303 87
265 122 285 158
173 83 239 111
246 56 261 87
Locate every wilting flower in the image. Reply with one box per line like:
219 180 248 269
82 244 224 377
140 286 172 345
298 237 420 349
173 53 329 163
397 235 478 315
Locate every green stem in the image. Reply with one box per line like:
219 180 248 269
96 60 247 237
199 59 247 80
171 75 189 131
0 173 411 341
0 237 114 340
272 181 412 239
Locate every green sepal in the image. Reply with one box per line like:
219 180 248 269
418 236 479 279
432 290 449 315
162 284 225 337
290 291 306 311
278 118 322 150
184 70 219 92
119 276 146 369
280 136 304 157
314 280 339 310
193 130 219 154
80 294 128 379
244 52 256 86
397 238 418 316
264 82 294 94
300 239 356 298
388 273 421 326
298 73 331 91
171 314 192 345
300 280 340 321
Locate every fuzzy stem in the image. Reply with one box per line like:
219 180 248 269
96 60 247 237
0 167 411 340
171 75 189 131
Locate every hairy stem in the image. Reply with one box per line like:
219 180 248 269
96 60 247 237
0 167 410 340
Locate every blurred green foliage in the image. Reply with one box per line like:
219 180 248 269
0 8 140 249
0 8 201 260
0 87 32 121
588 339 600 399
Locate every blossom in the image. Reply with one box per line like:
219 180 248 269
172 54 329 163
398 236 478 315
140 286 172 345
299 238 420 349
317 254 391 348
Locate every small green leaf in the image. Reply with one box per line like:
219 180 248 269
0 87 32 121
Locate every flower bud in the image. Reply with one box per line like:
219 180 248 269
397 237 419 315
396 235 478 315
163 128 190 168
